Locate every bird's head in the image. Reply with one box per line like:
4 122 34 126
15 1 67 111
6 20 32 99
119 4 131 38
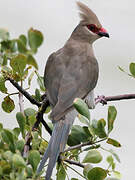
73 2 109 43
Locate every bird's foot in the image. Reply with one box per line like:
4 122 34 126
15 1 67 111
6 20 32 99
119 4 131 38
95 95 107 105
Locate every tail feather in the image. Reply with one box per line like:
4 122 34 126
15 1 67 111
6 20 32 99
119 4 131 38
45 121 68 179
37 137 52 173
37 110 77 180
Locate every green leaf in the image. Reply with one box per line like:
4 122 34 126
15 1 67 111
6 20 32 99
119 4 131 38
106 155 114 165
28 150 40 172
45 106 51 114
39 140 48 154
78 114 90 126
0 76 7 93
1 129 15 152
112 162 116 170
36 71 45 91
97 119 107 138
2 96 15 113
83 164 93 177
10 54 27 77
28 115 36 127
91 119 107 138
28 28 43 52
0 29 9 40
16 139 25 152
19 34 27 46
3 129 14 144
0 54 8 66
2 54 8 65
107 138 121 148
108 106 117 134
129 62 135 76
113 171 121 179
1 65 12 73
83 126 92 138
87 167 107 180
13 127 20 137
1 163 11 174
12 154 26 168
17 39 27 53
56 164 66 180
0 55 3 65
16 112 26 138
28 71 35 86
24 108 36 117
1 40 16 52
73 98 90 120
0 123 3 132
26 167 33 178
108 149 120 163
27 55 38 69
3 151 13 161
67 125 89 146
35 88 41 102
83 150 103 164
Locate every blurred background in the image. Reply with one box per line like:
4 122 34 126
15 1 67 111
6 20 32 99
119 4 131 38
0 0 135 179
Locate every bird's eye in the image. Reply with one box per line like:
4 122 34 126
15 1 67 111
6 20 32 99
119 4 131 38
86 24 99 33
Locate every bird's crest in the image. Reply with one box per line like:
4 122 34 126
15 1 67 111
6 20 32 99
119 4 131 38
77 1 102 28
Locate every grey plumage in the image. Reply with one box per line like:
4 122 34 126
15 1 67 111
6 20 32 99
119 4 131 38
37 2 109 180
77 1 102 27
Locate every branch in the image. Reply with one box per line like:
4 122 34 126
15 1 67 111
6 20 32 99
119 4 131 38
64 162 86 179
96 93 135 105
19 92 24 114
34 98 52 135
18 80 24 114
7 77 41 107
64 159 84 168
23 98 51 157
64 138 107 153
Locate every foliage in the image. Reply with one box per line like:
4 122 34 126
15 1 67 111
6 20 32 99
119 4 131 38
0 28 121 180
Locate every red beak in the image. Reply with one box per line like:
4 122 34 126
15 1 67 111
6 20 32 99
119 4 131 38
98 27 109 38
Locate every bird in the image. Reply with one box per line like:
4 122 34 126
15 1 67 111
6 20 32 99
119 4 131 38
37 2 109 179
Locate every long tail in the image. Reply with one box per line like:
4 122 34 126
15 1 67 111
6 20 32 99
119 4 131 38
37 110 76 180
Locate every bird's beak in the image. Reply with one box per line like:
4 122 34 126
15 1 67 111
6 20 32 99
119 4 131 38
98 27 109 38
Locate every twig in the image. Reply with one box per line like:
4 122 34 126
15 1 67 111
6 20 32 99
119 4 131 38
61 162 70 180
64 138 107 153
64 162 85 179
19 92 24 114
105 94 135 101
34 98 52 135
7 77 41 107
64 159 84 168
96 93 135 105
18 81 24 114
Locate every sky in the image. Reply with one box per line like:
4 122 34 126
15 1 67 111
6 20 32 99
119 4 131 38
0 0 135 179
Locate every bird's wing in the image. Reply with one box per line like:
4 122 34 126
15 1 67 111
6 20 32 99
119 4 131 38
44 50 64 107
47 51 99 121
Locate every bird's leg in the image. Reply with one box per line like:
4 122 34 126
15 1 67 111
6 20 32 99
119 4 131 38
85 90 95 109
95 95 107 105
